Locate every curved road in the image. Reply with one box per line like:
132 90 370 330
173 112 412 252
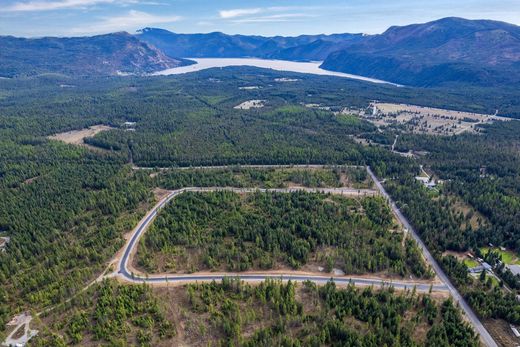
112 176 496 346
115 186 446 293
366 167 497 347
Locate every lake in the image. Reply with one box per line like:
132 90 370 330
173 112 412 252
154 58 401 86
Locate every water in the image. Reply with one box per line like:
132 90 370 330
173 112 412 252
154 58 401 86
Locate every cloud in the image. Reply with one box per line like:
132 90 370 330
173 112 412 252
218 6 319 24
70 9 180 34
2 0 139 12
231 13 315 24
219 8 262 19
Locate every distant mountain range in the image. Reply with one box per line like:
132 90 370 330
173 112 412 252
1 17 519 87
320 17 520 87
135 28 363 61
0 32 187 77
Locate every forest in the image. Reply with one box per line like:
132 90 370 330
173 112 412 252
137 190 431 278
394 121 520 253
0 139 152 336
30 278 477 347
0 67 519 344
155 166 372 190
384 132 520 331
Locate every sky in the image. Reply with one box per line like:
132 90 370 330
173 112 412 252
1 0 520 37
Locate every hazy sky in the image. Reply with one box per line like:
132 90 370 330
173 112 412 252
1 0 520 37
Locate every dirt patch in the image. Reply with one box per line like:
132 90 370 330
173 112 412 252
484 318 520 347
48 125 114 147
449 196 488 230
234 100 265 110
442 250 469 261
153 188 171 201
23 176 40 185
11 325 25 340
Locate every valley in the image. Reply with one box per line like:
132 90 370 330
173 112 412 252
1 12 520 347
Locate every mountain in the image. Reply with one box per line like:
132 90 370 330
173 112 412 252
136 28 363 61
0 32 188 77
320 17 520 87
3 17 518 86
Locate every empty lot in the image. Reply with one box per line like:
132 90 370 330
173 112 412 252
48 125 114 146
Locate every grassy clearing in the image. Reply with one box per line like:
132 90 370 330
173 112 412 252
480 247 520 265
464 258 479 268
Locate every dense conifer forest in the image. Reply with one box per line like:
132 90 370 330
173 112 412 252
138 191 430 277
0 68 519 344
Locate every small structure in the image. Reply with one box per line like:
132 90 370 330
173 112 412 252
468 262 492 274
482 262 493 271
511 325 520 338
468 265 484 274
507 264 520 277
415 176 437 189
122 121 136 132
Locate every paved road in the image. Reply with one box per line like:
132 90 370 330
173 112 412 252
367 167 497 347
115 186 446 294
133 164 365 171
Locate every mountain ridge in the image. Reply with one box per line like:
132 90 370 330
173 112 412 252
135 27 363 61
320 17 520 86
0 31 189 77
2 17 519 86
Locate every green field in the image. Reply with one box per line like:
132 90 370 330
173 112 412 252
463 258 479 268
480 247 520 265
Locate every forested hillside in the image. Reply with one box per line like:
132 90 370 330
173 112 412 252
321 17 520 87
0 32 188 77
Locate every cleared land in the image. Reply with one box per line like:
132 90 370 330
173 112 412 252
33 277 471 347
233 99 265 110
348 103 505 135
48 125 114 147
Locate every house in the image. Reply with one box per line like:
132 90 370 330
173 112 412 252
468 265 484 273
482 262 493 271
468 262 492 274
415 176 437 189
507 264 520 276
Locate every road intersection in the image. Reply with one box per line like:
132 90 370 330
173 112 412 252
105 165 497 346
